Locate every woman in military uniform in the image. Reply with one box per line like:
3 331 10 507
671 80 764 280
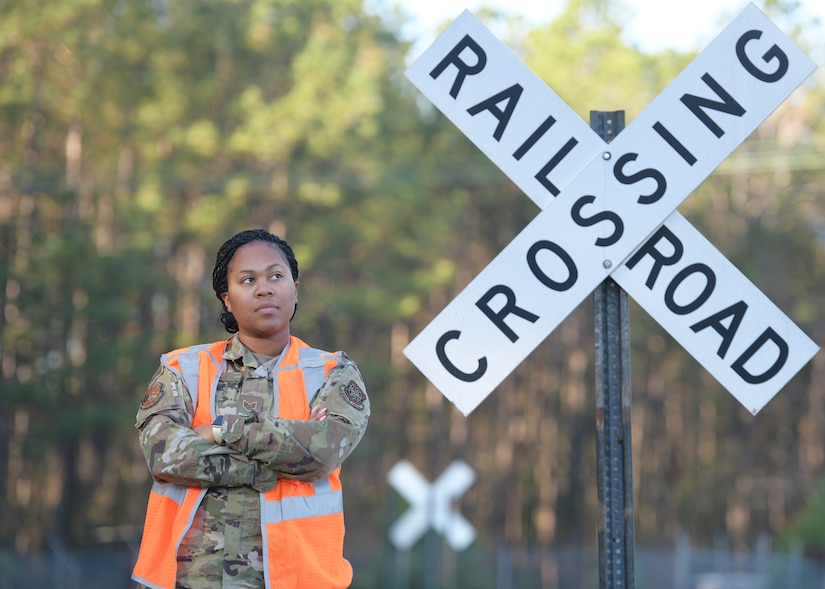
132 229 370 589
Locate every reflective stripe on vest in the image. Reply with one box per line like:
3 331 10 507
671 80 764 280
160 341 225 418
149 479 188 505
261 477 343 525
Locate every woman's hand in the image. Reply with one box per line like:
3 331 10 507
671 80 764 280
309 406 327 422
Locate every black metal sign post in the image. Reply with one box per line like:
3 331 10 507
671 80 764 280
591 110 635 589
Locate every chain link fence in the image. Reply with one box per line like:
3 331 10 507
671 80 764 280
3 533 825 589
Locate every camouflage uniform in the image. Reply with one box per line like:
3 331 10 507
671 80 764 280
136 336 369 589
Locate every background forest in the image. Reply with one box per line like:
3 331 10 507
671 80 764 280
1 0 824 585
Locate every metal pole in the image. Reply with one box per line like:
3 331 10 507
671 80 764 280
591 110 635 589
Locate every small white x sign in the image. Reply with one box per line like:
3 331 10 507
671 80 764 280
388 459 477 551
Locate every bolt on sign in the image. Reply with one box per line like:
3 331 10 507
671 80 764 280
403 3 819 416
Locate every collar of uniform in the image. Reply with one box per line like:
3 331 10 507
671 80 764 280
222 336 247 364
223 336 284 377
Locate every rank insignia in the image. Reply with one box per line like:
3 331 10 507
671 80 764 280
340 381 366 410
140 383 164 409
240 394 260 412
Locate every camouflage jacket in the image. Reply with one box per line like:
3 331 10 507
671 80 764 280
135 336 369 588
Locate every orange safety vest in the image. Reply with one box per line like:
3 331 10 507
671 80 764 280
132 336 352 589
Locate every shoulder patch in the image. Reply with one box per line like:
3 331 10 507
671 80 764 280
340 380 366 411
140 383 164 409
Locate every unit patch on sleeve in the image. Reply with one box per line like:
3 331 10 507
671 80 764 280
340 381 366 410
140 383 164 409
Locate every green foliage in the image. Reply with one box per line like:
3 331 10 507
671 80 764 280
0 0 823 561
778 478 825 553
521 0 693 119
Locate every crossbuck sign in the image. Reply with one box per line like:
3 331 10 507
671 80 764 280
404 4 819 416
388 459 477 551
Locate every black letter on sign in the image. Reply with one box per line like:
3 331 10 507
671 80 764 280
690 300 748 358
736 29 789 83
430 35 487 98
731 327 789 384
527 240 578 291
613 152 667 204
570 195 623 247
513 114 556 160
535 137 579 197
475 284 540 343
467 84 524 141
436 330 487 382
681 73 746 138
653 122 698 166
664 263 716 315
624 225 684 289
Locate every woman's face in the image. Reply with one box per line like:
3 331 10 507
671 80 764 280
220 241 299 348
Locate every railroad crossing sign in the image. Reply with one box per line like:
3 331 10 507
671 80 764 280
403 3 819 416
388 459 477 551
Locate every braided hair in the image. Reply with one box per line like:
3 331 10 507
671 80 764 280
212 229 300 333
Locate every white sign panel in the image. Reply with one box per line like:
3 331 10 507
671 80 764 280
404 4 817 415
612 212 819 414
405 10 606 210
